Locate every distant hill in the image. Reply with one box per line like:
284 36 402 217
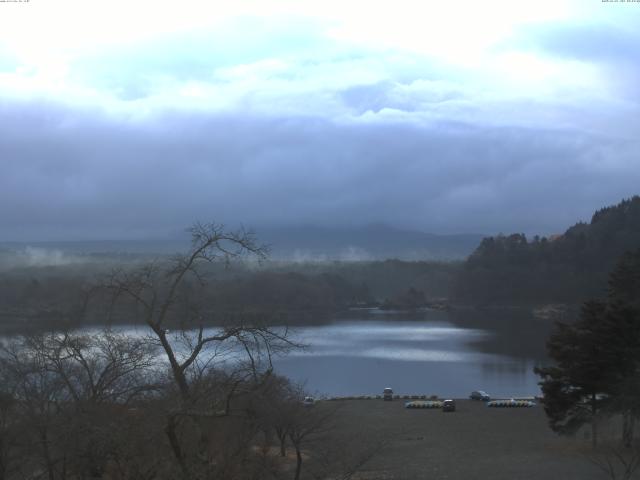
257 224 483 261
454 196 640 305
0 225 483 262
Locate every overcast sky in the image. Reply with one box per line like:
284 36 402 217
1 0 639 240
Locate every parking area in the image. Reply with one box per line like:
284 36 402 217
329 399 604 480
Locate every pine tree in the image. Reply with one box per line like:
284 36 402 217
536 249 640 447
535 300 611 446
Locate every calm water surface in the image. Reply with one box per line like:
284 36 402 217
64 308 552 399
274 309 550 398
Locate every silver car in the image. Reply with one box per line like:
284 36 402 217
383 387 393 401
442 399 456 412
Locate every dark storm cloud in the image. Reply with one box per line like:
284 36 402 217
1 99 638 241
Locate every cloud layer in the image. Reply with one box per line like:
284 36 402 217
0 1 639 240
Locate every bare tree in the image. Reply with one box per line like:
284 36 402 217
26 331 159 405
586 442 640 480
0 391 20 480
0 223 308 480
99 223 300 478
101 223 296 400
0 331 159 480
1 335 74 480
281 397 388 480
287 401 340 480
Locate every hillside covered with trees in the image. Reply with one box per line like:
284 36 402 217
454 196 640 305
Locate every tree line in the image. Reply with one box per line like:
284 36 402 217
0 256 460 332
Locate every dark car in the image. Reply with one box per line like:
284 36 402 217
442 399 456 412
383 387 393 401
470 390 491 401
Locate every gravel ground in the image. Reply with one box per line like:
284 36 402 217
328 399 606 480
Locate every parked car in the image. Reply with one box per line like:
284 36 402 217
442 399 456 412
383 387 394 401
470 390 491 401
302 396 315 407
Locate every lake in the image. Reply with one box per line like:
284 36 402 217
273 308 553 398
28 307 555 400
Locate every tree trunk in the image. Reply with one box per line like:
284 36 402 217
280 439 286 458
0 439 6 480
39 427 56 480
623 411 635 448
294 445 302 480
155 329 191 402
276 428 287 457
165 415 189 478
592 393 598 448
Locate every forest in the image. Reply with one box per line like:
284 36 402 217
0 255 458 332
454 196 640 305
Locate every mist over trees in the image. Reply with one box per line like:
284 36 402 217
1 196 640 337
0 254 459 332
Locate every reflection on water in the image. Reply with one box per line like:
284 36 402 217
66 308 552 399
274 309 550 398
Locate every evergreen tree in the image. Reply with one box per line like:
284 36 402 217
608 250 640 308
603 250 640 446
535 301 611 446
536 249 640 447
